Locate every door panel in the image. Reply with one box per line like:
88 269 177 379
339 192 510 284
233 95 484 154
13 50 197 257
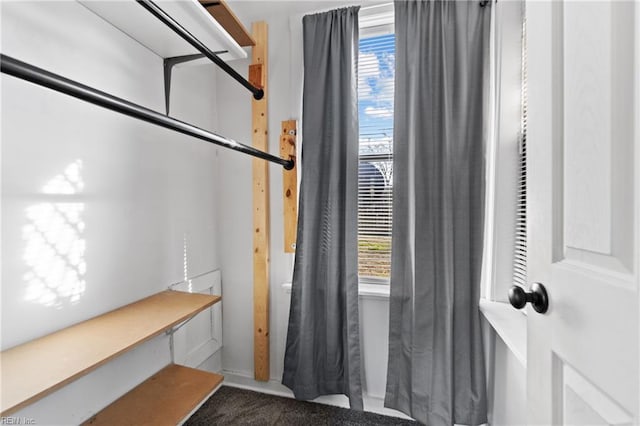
555 356 634 426
527 1 638 424
562 1 636 272
563 1 613 255
551 266 636 411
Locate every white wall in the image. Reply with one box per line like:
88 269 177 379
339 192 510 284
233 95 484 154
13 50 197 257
215 0 397 411
484 325 527 426
1 1 220 423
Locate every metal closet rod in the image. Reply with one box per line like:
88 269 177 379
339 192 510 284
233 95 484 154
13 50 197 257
0 54 294 170
137 0 264 100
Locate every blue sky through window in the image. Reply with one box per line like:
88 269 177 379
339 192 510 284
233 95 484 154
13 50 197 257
358 33 395 158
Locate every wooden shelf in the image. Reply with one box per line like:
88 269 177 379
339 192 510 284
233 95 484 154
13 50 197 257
0 291 221 415
79 0 247 61
199 0 255 47
83 364 223 426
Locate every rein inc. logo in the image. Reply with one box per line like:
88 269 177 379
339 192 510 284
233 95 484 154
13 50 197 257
22 160 86 307
0 417 35 425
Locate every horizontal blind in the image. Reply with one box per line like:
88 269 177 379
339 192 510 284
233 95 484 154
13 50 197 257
358 33 395 279
513 13 527 288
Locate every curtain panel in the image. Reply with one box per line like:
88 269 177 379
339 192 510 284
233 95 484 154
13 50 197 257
385 1 491 425
282 6 363 410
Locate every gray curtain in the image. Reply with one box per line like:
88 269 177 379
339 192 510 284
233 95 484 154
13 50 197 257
385 1 490 425
282 7 362 410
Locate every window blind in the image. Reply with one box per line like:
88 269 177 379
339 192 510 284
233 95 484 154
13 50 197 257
513 14 528 288
358 33 395 279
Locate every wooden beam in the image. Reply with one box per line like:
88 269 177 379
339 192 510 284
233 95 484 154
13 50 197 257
251 21 270 382
280 120 298 253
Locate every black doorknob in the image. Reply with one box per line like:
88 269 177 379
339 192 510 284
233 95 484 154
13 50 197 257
508 283 549 314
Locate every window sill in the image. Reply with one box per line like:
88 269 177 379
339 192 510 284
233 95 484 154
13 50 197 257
281 282 390 300
479 299 527 367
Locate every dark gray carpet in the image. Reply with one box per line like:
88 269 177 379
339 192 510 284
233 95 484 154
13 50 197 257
185 386 417 425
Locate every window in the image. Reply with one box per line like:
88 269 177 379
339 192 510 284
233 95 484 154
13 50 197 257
513 15 527 290
357 13 394 281
481 0 527 301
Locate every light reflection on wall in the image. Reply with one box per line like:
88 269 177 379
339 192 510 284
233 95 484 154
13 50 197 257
183 234 193 293
22 160 86 307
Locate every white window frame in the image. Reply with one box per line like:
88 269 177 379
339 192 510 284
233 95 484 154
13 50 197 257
480 0 529 366
481 0 526 304
359 3 394 38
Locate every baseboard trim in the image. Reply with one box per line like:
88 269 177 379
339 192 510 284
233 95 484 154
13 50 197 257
221 370 413 420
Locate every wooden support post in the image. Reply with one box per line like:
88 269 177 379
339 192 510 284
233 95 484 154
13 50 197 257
280 120 298 253
250 21 270 382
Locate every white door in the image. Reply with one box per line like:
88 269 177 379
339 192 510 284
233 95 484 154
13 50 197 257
526 1 639 425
